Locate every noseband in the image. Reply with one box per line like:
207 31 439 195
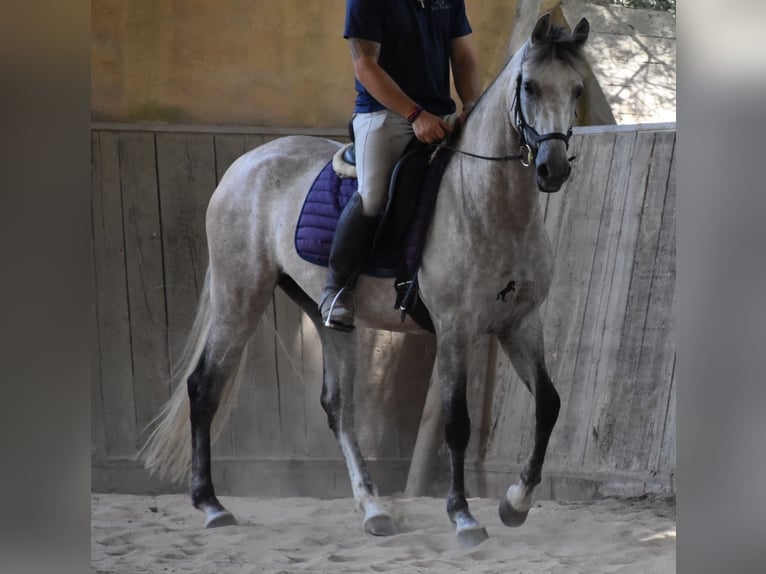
512 74 573 166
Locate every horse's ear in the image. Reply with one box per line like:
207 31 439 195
571 18 590 47
531 13 552 45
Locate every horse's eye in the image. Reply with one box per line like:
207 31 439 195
523 81 536 96
574 84 584 98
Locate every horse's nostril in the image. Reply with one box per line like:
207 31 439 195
537 163 550 179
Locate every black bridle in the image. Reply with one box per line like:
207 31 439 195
511 74 574 166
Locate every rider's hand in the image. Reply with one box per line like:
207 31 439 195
412 111 451 144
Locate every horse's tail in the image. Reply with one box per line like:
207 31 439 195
139 268 246 482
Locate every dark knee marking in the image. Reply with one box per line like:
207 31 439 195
186 352 208 402
444 390 471 452
535 366 560 432
537 387 560 430
187 354 212 421
521 366 561 489
187 351 223 425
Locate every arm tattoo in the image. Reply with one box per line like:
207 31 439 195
349 38 381 61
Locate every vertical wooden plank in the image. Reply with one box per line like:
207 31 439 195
90 175 107 460
634 141 676 472
574 131 641 468
554 131 637 468
274 290 308 456
617 132 676 471
156 133 216 367
91 131 138 456
118 132 171 442
658 355 676 479
541 132 613 469
582 131 664 469
91 311 106 459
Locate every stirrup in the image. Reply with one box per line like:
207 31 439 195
322 287 355 332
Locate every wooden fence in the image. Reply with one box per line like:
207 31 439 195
91 122 675 500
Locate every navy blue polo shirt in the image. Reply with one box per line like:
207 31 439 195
344 0 472 116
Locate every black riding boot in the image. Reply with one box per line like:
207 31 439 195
319 193 378 331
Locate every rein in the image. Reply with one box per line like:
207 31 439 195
431 74 575 167
430 144 529 164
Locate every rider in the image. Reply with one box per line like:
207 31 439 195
319 0 482 330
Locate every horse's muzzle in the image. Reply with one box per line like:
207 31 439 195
536 165 571 193
535 143 572 193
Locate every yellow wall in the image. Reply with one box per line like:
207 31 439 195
92 1 561 128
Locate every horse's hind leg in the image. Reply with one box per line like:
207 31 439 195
495 312 560 527
187 344 238 527
189 279 276 528
437 330 489 546
318 328 396 536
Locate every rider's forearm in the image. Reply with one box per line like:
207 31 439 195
451 37 481 112
353 57 419 119
453 64 481 112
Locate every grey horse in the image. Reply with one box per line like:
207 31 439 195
142 13 590 546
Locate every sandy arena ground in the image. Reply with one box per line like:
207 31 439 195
91 493 675 573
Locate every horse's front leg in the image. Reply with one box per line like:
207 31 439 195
437 332 489 546
496 311 560 527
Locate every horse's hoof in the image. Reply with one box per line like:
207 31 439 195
364 512 397 536
498 497 529 527
457 525 489 547
205 509 237 528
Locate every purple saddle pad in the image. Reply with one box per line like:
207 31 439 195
295 160 435 278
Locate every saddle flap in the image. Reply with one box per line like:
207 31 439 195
378 139 430 240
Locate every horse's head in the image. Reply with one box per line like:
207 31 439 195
513 14 589 193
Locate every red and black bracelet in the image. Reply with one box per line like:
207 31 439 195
406 104 424 124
